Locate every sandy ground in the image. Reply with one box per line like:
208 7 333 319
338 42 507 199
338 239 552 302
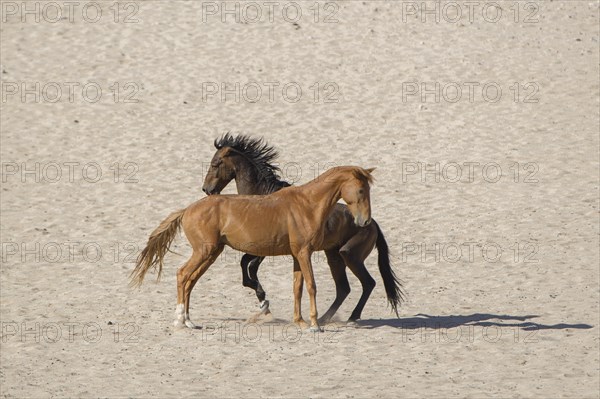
1 1 599 397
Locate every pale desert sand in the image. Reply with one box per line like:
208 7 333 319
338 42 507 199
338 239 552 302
0 1 599 397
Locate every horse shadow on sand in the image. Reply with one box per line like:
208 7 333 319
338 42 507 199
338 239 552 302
355 313 593 331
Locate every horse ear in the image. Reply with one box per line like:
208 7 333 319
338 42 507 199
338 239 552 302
365 167 376 174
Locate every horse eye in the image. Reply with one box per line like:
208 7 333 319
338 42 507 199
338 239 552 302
358 189 364 195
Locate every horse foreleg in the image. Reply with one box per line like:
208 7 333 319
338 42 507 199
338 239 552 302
339 227 377 322
247 256 267 305
292 257 307 328
340 253 375 322
296 251 321 332
318 249 350 325
241 254 268 312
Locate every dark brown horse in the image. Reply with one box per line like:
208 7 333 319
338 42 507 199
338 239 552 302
132 165 375 331
202 134 404 322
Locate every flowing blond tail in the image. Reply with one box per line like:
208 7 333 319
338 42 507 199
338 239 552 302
129 208 186 288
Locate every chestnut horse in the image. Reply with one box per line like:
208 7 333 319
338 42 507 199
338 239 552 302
131 165 374 331
202 134 405 322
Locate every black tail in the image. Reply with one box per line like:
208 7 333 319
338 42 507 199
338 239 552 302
374 221 405 317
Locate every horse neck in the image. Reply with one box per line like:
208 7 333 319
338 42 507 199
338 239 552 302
232 156 273 195
303 170 345 222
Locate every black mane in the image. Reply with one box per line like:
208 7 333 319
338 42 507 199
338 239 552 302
214 133 291 194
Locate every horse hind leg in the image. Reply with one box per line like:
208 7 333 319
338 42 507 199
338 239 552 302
175 254 200 328
318 249 350 325
182 262 205 329
175 244 223 329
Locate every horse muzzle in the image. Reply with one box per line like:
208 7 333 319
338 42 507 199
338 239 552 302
354 216 372 227
202 186 219 195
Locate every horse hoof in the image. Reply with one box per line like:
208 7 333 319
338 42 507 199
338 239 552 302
173 320 186 329
294 319 309 329
345 319 360 328
185 319 198 329
259 300 270 314
309 326 323 333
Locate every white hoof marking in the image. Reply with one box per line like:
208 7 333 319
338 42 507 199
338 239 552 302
174 320 186 329
259 300 270 314
185 319 197 329
173 304 186 328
